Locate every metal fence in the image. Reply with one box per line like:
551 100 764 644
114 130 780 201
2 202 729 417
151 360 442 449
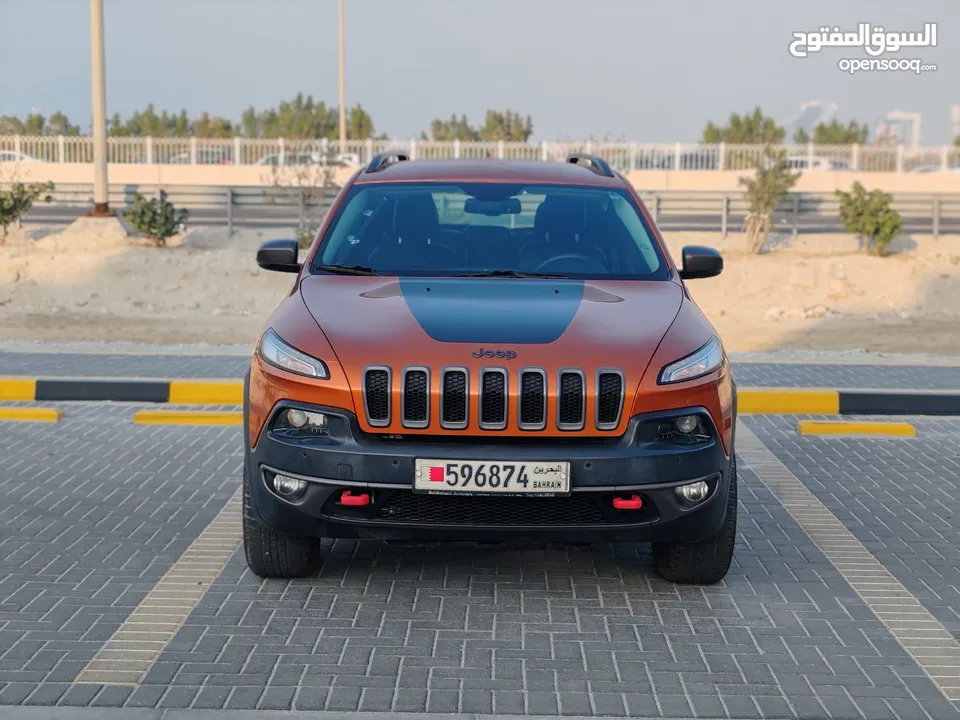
3 136 960 172
9 183 960 237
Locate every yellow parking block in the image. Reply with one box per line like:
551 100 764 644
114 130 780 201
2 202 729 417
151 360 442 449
797 420 916 437
167 381 244 405
0 378 36 401
134 410 242 426
738 388 840 414
0 407 63 423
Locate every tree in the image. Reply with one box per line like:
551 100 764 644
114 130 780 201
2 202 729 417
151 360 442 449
954 136 960 147
192 112 237 138
46 111 81 137
794 120 869 145
428 114 479 141
702 107 785 144
739 146 801 253
835 182 902 256
260 145 340 248
0 116 25 134
0 180 55 245
123 190 189 247
424 109 534 142
345 104 376 140
479 110 534 141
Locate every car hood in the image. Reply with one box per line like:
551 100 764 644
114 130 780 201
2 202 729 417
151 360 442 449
299 275 684 382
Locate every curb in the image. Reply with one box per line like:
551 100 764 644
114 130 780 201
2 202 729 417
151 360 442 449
797 419 916 437
2 378 960 416
0 378 242 405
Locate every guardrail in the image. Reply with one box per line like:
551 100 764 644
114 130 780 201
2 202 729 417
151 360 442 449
3 136 960 173
7 182 960 237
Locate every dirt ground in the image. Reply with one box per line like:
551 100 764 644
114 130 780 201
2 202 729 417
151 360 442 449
1 222 959 355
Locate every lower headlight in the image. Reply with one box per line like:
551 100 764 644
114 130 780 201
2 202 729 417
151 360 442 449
675 481 710 503
273 474 308 496
675 415 699 434
285 409 327 431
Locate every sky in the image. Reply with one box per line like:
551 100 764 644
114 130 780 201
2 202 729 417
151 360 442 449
0 0 957 143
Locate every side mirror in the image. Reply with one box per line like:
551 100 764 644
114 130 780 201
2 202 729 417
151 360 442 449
678 245 723 280
257 239 301 273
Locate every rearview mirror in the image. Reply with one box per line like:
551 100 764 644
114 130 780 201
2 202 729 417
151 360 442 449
678 245 723 280
257 239 301 273
464 197 522 215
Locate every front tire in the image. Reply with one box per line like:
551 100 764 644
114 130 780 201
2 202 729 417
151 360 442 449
242 464 319 579
652 454 738 585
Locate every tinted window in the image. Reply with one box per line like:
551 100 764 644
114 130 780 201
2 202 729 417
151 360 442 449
314 182 668 279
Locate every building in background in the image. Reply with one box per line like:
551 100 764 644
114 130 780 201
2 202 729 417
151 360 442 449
786 101 837 142
875 110 922 147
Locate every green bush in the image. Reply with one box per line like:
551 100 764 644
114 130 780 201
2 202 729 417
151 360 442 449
295 220 318 249
0 181 54 244
123 190 189 246
739 146 800 253
835 182 902 256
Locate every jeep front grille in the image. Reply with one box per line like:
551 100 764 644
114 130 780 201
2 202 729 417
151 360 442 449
440 368 468 429
362 366 390 427
479 368 508 430
401 367 429 428
518 369 547 430
557 370 585 430
596 370 625 430
361 365 624 432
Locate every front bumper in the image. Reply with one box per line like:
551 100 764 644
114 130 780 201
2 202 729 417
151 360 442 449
245 380 737 544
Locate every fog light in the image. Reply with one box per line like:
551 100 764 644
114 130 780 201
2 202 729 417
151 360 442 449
286 409 309 428
675 481 709 503
675 415 699 434
273 474 308 496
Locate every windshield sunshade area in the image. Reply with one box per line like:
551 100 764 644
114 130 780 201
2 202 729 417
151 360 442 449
313 183 670 279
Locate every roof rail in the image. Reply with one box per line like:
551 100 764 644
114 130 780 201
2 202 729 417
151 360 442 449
365 149 410 173
566 153 615 178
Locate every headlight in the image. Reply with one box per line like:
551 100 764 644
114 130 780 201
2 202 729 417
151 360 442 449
658 337 724 384
259 329 329 379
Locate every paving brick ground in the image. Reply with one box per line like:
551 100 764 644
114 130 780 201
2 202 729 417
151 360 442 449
744 415 960 644
2 404 960 717
3 351 960 389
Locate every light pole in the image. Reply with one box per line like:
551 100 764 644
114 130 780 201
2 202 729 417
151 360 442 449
89 0 110 216
338 0 346 151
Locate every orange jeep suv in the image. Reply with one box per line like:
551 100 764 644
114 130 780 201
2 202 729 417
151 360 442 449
244 152 737 584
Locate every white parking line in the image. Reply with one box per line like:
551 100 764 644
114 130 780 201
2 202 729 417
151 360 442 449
737 422 960 703
74 488 242 686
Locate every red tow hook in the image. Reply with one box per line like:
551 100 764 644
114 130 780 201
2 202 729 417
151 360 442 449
340 491 370 507
612 495 643 510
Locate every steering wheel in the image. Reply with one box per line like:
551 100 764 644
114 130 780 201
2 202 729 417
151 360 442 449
535 253 605 274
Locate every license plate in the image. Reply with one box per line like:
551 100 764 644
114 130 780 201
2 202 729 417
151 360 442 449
413 459 571 496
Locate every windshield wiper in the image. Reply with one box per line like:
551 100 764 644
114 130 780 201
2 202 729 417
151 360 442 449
454 269 571 279
313 264 381 276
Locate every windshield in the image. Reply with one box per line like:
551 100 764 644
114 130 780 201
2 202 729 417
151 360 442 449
313 182 669 279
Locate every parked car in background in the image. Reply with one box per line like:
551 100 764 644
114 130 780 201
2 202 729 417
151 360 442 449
255 152 361 167
909 165 960 173
0 151 39 163
164 148 234 164
784 156 850 171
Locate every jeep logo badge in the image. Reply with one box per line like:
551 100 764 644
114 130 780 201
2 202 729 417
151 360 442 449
472 348 517 360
